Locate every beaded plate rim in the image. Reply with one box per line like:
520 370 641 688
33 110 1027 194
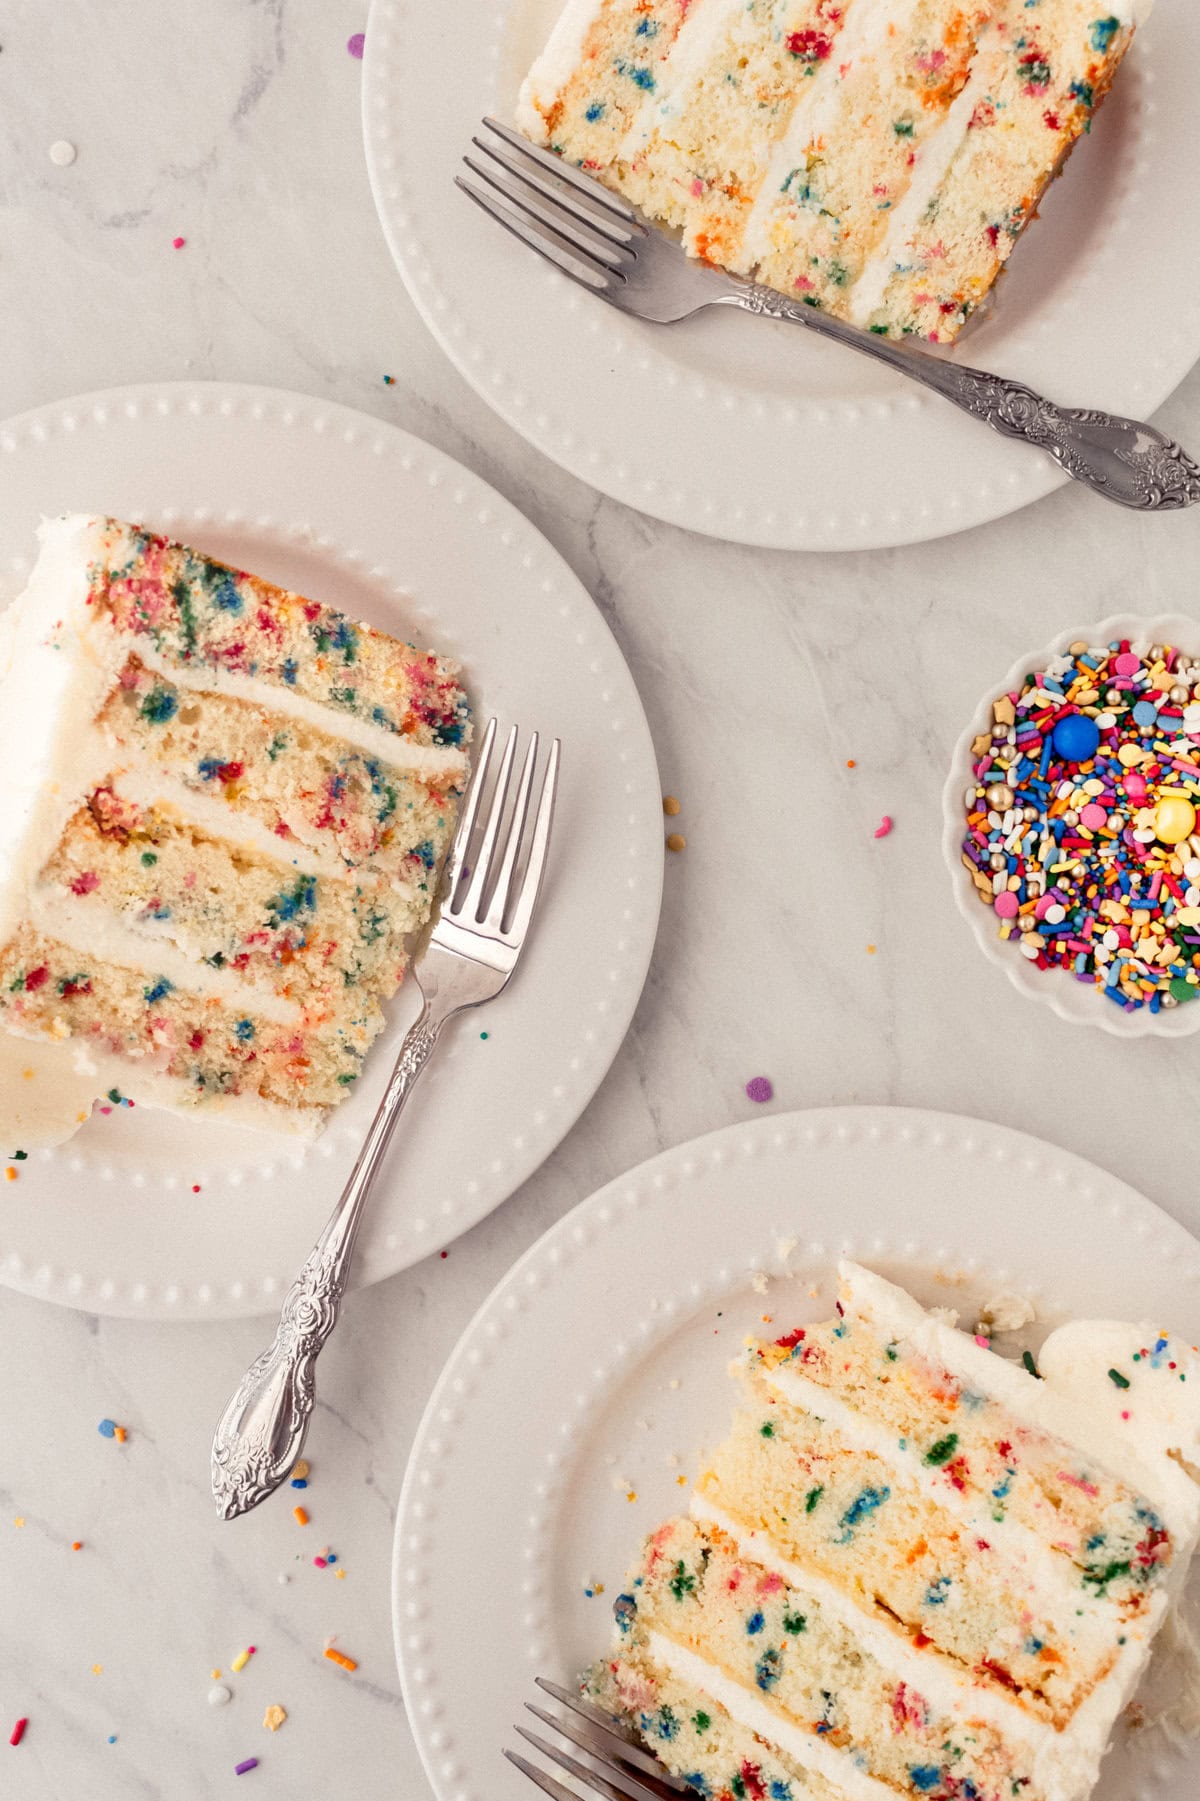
942 613 1200 1039
362 0 1200 552
392 1105 1200 1801
0 380 664 1319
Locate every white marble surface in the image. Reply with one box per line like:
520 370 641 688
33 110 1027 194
5 2 1200 1797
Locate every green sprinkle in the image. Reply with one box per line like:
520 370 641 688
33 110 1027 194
1022 1351 1042 1380
924 1434 959 1467
885 1342 899 1361
805 1486 823 1513
336 1073 358 1086
141 851 158 867
691 1711 711 1734
106 1089 123 1105
782 1611 807 1635
668 1560 695 1601
760 1421 775 1438
12 1150 27 1161
1108 1368 1131 1390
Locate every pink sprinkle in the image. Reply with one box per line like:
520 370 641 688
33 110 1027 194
314 1556 327 1569
993 891 1019 920
974 1334 989 1347
745 1076 773 1104
1121 1410 1131 1421
99 1106 112 1116
874 816 893 839
689 177 705 197
1080 803 1107 830
172 237 186 250
347 31 365 58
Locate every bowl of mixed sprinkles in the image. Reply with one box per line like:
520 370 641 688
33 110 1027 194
944 618 1200 1035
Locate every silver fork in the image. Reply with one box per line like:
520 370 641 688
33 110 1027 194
506 1678 689 1801
210 719 560 1520
459 116 1200 512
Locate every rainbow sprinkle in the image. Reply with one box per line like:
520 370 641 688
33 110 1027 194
961 638 1200 1011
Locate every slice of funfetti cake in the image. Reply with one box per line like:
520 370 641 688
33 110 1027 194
0 515 471 1138
594 1261 1200 1801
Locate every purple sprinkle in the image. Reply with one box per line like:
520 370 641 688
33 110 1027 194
235 1759 259 1776
347 31 365 58
745 1076 773 1105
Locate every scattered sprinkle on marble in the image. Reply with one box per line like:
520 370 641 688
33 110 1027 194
439 1249 449 1259
866 944 877 955
292 1505 309 1526
662 795 681 817
107 1735 116 1745
91 1664 102 1676
846 759 857 770
72 1540 83 1551
383 374 395 385
874 815 893 839
13 1517 24 1528
172 236 186 250
745 1076 773 1104
5 1167 16 1182
97 1418 125 1440
347 31 366 58
10 1149 26 1160
208 1685 232 1708
9 1719 27 1747
324 1647 358 1673
583 1578 605 1598
230 1647 255 1674
234 1757 259 1775
263 1705 287 1733
49 139 76 166
666 832 686 852
480 1030 489 1040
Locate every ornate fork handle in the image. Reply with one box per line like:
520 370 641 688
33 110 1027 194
721 282 1200 511
211 998 447 1520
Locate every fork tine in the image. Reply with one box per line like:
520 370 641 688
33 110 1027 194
515 1726 643 1801
442 715 496 908
484 731 539 930
504 1748 586 1801
460 723 518 921
463 152 631 275
504 737 559 945
524 1704 686 1800
456 175 613 294
482 116 636 225
471 132 644 249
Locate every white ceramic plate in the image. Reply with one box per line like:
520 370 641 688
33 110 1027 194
943 614 1200 1039
363 0 1200 553
0 382 663 1320
394 1106 1200 1801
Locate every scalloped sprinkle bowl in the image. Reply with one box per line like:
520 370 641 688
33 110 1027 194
942 614 1200 1039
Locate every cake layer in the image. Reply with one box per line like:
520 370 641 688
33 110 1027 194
96 656 455 896
0 924 374 1110
81 516 470 749
36 797 410 1012
519 0 1145 340
613 1514 1040 1801
695 1400 1130 1727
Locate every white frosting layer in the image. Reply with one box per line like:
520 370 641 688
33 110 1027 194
128 639 468 782
34 894 301 1026
646 1629 894 1801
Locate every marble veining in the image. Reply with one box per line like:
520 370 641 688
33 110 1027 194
4 1 1200 1798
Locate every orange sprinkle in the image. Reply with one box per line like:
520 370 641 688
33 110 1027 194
71 1541 83 1551
846 759 856 769
324 1648 357 1672
666 833 686 853
866 944 877 955
5 1167 17 1182
293 1506 309 1526
114 1426 127 1443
